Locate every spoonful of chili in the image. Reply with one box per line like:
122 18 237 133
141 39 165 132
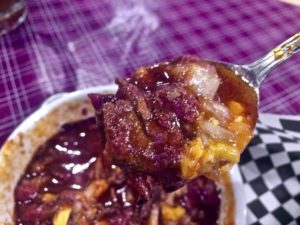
89 33 300 198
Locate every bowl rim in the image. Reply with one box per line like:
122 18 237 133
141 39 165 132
1 84 246 225
6 84 118 143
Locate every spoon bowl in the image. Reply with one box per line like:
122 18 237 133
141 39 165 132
201 32 300 131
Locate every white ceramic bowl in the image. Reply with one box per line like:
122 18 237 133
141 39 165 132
0 85 246 225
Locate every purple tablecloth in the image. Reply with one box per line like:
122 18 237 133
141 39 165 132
1 0 300 145
1 1 300 225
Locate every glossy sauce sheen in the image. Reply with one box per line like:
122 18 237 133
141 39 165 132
90 56 258 194
14 118 221 225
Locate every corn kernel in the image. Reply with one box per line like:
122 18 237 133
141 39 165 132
181 138 204 178
228 101 244 115
53 206 72 225
234 116 244 123
161 204 185 221
228 121 252 149
210 142 239 164
42 193 56 202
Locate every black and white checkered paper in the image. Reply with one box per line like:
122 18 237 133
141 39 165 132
240 114 300 225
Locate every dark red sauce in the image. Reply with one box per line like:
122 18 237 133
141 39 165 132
89 55 257 196
15 118 221 225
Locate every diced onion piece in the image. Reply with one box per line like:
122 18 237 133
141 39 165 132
147 205 159 225
53 206 72 225
199 133 210 147
228 101 245 115
228 120 252 149
187 64 220 99
202 101 231 125
201 121 236 143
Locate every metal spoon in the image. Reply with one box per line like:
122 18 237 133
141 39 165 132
219 33 300 92
203 32 300 130
183 33 300 180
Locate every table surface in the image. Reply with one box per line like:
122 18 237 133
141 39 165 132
1 0 300 145
0 1 300 225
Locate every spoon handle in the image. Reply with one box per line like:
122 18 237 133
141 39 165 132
245 33 300 87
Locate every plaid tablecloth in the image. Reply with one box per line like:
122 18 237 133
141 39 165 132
0 0 300 224
1 0 300 145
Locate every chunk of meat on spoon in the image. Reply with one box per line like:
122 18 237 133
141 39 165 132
89 55 257 196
